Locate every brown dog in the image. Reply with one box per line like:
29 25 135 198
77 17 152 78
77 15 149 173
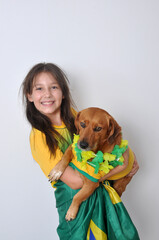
49 107 134 221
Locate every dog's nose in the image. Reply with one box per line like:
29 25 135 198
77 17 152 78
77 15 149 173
79 141 89 149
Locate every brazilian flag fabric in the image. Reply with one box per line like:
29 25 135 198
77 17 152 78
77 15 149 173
54 180 140 240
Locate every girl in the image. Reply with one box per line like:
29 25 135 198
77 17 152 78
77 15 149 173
22 62 139 240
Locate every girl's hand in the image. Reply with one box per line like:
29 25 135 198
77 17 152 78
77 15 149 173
127 153 139 177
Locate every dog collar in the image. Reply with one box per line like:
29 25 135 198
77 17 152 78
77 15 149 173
72 134 128 174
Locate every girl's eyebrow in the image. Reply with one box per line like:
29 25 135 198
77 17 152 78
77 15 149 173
34 82 59 87
34 84 43 86
33 84 43 88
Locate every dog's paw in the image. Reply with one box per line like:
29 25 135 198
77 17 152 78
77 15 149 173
65 205 79 221
48 169 63 182
65 210 77 221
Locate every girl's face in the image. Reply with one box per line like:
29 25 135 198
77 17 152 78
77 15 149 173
28 72 63 122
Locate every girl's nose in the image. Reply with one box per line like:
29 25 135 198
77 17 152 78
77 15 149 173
45 88 51 97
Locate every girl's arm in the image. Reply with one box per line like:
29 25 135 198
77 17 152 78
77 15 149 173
126 152 139 177
30 129 83 190
60 166 83 189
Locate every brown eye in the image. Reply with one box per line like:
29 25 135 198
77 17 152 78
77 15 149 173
80 122 86 128
94 126 102 132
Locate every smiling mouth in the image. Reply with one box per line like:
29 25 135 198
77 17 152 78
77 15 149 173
41 101 55 105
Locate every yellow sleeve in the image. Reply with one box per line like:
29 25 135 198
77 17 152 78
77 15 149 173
30 128 63 178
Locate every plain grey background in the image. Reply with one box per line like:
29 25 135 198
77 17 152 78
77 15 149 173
0 0 159 239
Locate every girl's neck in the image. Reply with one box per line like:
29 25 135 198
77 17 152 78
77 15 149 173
47 112 62 126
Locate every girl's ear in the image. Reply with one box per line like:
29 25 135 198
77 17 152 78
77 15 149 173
27 94 33 102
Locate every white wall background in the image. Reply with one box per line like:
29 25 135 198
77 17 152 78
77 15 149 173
0 0 158 239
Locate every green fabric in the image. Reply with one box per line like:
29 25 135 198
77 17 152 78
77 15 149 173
54 181 140 240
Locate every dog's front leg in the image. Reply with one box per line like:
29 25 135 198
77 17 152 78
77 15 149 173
65 174 99 221
48 145 73 182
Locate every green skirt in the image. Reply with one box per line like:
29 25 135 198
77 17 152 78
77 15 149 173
54 181 140 240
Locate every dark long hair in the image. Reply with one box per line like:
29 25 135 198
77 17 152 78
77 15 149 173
22 63 77 155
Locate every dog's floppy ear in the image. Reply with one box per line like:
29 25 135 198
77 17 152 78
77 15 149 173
107 117 122 144
74 111 81 134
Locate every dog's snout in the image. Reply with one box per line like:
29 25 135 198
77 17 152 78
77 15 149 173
79 140 89 149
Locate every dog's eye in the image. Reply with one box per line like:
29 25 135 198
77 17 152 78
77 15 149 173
80 122 86 128
94 126 102 132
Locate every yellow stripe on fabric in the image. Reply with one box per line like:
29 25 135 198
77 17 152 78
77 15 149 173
103 182 121 205
51 181 57 189
87 220 107 240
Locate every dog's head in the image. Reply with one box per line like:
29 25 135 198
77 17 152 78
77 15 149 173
75 107 122 153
